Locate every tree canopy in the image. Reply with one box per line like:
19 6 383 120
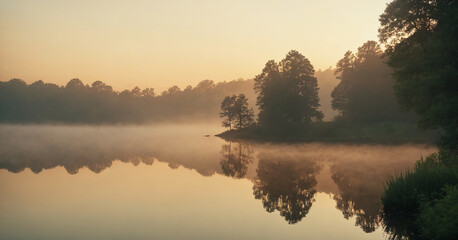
331 41 414 123
254 50 323 131
379 0 458 149
220 94 255 130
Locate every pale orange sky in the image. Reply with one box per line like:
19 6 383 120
0 0 390 91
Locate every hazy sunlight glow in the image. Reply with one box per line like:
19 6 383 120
0 0 390 91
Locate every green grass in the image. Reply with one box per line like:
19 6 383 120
381 152 458 240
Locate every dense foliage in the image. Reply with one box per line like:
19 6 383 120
254 50 323 131
379 0 458 150
331 41 415 123
379 1 458 239
382 152 458 240
220 94 255 130
0 78 256 124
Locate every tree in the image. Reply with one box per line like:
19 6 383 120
379 0 458 149
131 86 142 97
254 50 323 131
196 79 215 92
65 78 85 89
331 51 354 113
233 94 255 129
220 95 237 130
220 94 254 130
162 85 181 95
141 88 155 97
91 80 113 93
331 41 409 122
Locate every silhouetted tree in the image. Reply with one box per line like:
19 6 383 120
331 41 412 122
183 85 193 92
65 78 85 89
220 95 237 130
142 88 155 97
254 50 323 131
131 86 142 97
379 0 458 150
196 79 216 92
162 85 181 95
220 94 254 130
91 80 113 92
233 94 255 129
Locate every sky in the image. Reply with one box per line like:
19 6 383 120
0 0 390 92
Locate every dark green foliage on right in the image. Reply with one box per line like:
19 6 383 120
381 152 458 240
418 185 458 240
379 2 458 237
379 0 458 151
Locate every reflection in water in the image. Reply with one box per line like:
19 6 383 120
0 124 437 238
220 142 253 178
0 124 222 176
331 165 381 233
1 153 155 175
326 147 427 234
0 141 156 174
253 152 320 224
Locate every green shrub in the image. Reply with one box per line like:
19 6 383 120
418 185 458 240
381 153 458 239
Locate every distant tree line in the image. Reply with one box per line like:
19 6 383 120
0 78 256 124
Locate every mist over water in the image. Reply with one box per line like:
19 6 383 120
0 124 435 176
0 124 436 240
0 0 455 238
0 124 224 175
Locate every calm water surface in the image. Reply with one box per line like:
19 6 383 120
0 124 436 240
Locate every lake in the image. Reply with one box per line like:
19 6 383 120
0 124 436 240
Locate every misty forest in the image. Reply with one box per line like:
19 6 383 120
0 1 457 240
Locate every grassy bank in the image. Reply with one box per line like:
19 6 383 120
382 151 458 240
216 121 438 144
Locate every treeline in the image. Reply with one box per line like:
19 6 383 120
0 72 340 124
0 78 257 124
219 42 420 140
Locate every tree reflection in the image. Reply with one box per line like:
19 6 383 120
0 154 156 174
330 163 383 232
253 154 320 224
220 141 253 178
